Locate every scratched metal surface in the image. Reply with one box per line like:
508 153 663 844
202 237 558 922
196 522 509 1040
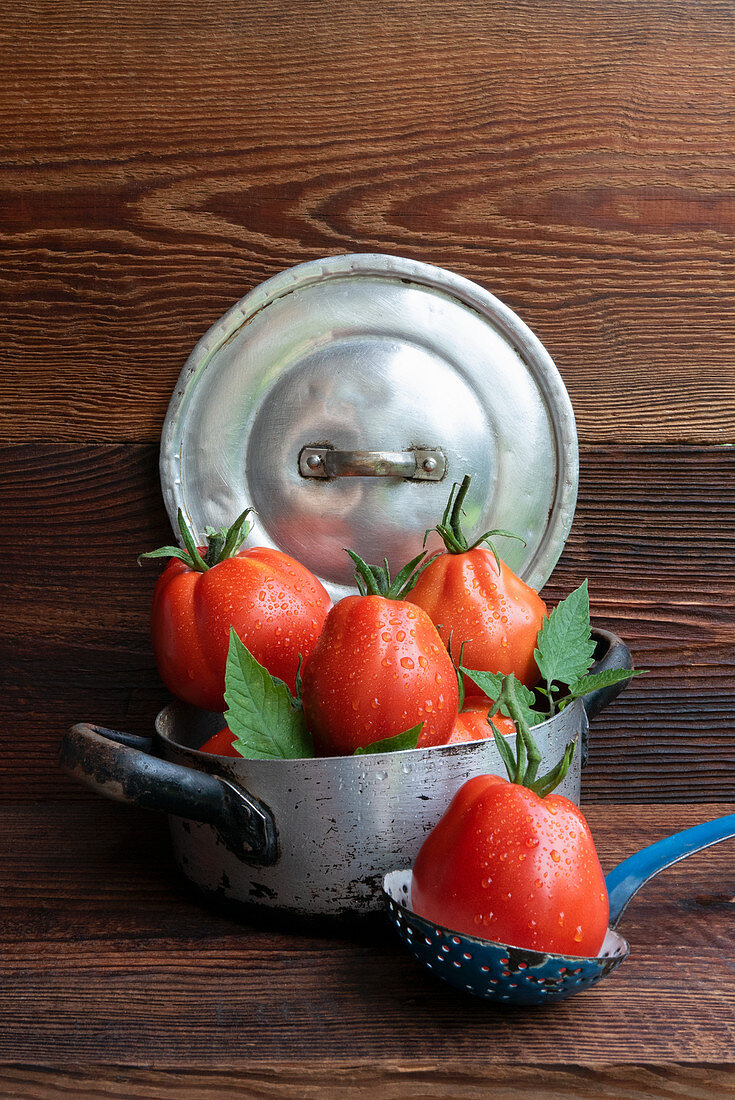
158 699 585 917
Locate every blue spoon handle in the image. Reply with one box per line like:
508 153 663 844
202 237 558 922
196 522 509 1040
606 814 735 928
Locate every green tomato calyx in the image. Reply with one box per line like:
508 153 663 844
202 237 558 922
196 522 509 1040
138 507 254 572
489 674 576 798
346 548 438 600
428 473 526 569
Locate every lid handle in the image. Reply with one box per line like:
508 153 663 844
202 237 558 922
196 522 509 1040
299 446 446 481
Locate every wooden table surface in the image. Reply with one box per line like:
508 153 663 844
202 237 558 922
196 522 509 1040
1 801 734 1097
2 0 734 1093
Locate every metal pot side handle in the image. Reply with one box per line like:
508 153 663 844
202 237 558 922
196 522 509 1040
59 723 278 865
586 629 634 721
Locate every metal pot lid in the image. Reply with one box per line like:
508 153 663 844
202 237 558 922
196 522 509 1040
160 254 578 602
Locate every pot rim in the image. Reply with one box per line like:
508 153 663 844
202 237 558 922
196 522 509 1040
153 695 586 763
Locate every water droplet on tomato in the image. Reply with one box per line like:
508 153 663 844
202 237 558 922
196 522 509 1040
525 836 539 848
551 850 561 863
396 630 405 642
527 919 537 930
558 912 565 926
573 927 583 943
400 657 415 670
381 658 391 668
535 879 543 889
418 656 428 669
381 631 391 641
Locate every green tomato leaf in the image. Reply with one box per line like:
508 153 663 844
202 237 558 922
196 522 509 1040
461 666 543 727
461 666 503 702
567 667 643 700
353 723 423 755
224 628 314 760
534 579 596 690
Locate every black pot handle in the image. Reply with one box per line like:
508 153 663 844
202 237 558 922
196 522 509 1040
59 723 278 865
585 629 634 721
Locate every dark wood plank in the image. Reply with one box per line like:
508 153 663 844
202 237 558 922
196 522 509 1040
1 1 735 444
0 802 733 1069
2 1062 735 1099
4 442 733 802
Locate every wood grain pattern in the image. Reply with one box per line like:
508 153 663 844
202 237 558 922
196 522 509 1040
3 442 733 803
0 802 733 1071
1 1 735 443
3 1 735 1088
1 1063 735 1099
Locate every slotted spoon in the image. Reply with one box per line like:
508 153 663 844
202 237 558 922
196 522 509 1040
383 814 735 1005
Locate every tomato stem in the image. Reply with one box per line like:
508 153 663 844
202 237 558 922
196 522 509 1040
430 474 526 563
139 507 253 572
177 510 209 572
346 548 438 600
489 674 575 796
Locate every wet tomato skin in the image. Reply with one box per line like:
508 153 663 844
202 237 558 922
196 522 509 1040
407 548 547 694
301 594 459 756
448 700 516 744
198 727 240 756
151 547 332 712
411 775 609 956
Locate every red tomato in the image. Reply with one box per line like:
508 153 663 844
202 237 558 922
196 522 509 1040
448 700 516 744
145 512 332 711
407 476 547 694
301 594 459 755
198 727 240 756
411 774 609 956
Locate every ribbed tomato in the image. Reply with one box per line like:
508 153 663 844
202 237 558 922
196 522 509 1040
141 509 331 712
412 676 608 956
408 476 546 693
448 700 516 744
301 553 459 756
411 774 609 956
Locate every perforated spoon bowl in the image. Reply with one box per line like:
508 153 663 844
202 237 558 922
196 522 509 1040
383 814 735 1005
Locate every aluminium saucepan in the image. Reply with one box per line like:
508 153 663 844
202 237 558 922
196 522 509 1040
59 629 631 923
